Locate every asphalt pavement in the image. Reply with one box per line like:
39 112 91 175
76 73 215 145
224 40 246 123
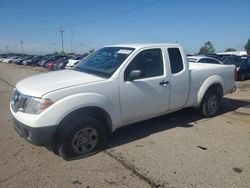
0 63 250 188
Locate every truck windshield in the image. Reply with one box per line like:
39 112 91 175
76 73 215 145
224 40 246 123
75 47 135 78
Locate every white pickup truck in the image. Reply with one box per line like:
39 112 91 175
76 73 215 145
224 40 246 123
10 43 236 159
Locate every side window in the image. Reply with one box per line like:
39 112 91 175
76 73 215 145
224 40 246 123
206 58 219 64
235 56 242 62
210 59 220 64
198 58 206 63
124 49 163 80
168 48 184 74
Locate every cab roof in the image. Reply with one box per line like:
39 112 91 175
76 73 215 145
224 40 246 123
104 43 181 49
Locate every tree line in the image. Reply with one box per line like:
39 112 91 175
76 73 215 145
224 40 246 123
198 38 250 55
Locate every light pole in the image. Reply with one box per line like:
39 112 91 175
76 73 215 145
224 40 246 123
59 27 64 54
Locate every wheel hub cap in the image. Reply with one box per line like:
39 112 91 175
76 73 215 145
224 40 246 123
72 127 98 155
207 95 217 112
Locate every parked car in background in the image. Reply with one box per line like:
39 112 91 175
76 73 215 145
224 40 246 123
222 55 250 81
37 55 53 67
53 56 71 70
2 57 17 63
22 56 35 65
13 56 29 65
187 55 223 64
45 57 70 71
28 56 44 66
239 55 250 79
40 56 65 68
65 55 85 69
0 55 7 62
241 55 250 63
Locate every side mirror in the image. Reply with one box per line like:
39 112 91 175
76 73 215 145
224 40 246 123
127 70 142 81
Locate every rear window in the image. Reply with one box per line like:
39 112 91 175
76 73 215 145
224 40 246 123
168 48 184 74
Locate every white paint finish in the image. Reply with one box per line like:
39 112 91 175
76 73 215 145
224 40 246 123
186 63 236 107
16 70 105 97
165 46 190 110
120 76 170 124
12 79 122 128
10 43 236 131
118 46 170 125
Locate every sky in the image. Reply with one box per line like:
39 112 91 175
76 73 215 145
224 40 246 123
0 0 249 54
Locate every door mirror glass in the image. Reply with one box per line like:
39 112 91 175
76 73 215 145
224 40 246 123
128 70 142 81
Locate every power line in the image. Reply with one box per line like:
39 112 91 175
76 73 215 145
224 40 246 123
62 0 160 28
2 0 161 54
34 0 160 40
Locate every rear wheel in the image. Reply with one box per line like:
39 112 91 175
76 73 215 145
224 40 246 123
200 89 222 118
56 116 107 160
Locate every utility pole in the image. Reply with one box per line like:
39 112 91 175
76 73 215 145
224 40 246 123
59 26 64 54
70 29 73 53
6 45 9 53
14 42 17 53
20 41 24 54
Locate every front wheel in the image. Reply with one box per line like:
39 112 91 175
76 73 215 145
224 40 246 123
57 116 107 160
200 89 222 118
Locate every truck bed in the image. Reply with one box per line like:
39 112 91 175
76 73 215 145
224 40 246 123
185 62 236 107
189 62 225 70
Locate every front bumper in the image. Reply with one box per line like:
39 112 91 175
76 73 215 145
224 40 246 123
12 116 57 146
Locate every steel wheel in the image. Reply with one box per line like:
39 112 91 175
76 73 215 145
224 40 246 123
55 116 108 160
207 94 218 113
201 88 221 118
71 127 98 155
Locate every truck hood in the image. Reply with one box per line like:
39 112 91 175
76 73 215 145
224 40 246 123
16 70 105 97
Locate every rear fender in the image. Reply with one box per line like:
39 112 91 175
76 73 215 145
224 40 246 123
196 75 224 106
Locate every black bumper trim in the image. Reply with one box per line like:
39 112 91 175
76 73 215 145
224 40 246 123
12 116 57 146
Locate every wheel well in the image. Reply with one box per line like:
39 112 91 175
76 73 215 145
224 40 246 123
202 83 223 103
208 83 223 97
51 106 112 155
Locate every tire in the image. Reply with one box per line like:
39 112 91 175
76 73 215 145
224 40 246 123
200 89 222 118
239 72 246 81
56 116 107 160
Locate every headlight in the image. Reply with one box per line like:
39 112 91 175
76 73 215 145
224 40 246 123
236 67 240 71
11 89 54 114
25 98 54 114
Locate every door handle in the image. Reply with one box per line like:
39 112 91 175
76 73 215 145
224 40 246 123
159 80 169 86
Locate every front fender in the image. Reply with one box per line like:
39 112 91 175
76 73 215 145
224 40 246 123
196 75 224 106
35 92 121 128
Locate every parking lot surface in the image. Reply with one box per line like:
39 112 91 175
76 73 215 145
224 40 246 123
0 63 250 188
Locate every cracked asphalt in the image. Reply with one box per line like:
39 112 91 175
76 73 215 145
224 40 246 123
0 62 250 188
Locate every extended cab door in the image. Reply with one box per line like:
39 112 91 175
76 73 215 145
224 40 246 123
167 47 189 110
119 48 170 123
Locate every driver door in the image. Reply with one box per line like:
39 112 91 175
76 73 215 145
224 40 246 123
119 48 170 124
